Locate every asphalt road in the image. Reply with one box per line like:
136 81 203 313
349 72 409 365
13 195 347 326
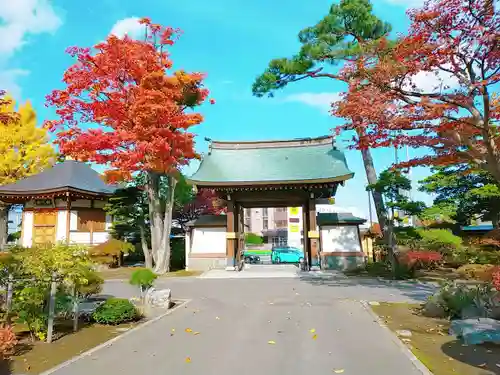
47 275 433 375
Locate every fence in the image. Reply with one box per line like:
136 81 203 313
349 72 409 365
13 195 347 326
2 272 81 343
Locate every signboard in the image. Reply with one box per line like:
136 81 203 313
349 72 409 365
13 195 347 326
289 224 300 233
289 207 300 216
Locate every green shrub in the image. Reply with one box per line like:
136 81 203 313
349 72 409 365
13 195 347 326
76 270 104 298
245 233 263 245
92 298 139 325
456 264 496 281
417 228 463 254
89 239 135 267
129 268 157 291
450 247 500 266
365 261 391 277
170 238 185 271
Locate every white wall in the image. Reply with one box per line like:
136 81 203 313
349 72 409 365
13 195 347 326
69 232 91 244
320 225 361 253
21 211 34 247
56 210 67 242
190 227 226 255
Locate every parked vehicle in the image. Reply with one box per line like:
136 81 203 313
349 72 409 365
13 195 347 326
244 254 261 264
271 247 304 264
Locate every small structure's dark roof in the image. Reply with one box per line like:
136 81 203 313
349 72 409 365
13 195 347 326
0 160 117 198
317 213 366 226
188 135 354 186
186 215 227 228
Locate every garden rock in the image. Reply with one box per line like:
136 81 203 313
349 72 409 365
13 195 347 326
461 306 486 319
396 330 412 338
145 287 172 308
422 299 447 318
489 307 500 320
450 318 500 345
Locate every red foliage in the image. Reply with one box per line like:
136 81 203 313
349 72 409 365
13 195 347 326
0 326 17 359
493 266 500 291
173 189 226 230
44 18 211 179
333 0 500 179
0 90 18 124
399 250 443 269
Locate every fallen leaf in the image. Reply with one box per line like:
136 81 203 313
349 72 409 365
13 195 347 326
478 363 487 368
495 363 500 368
333 369 344 373
185 357 191 363
193 332 200 335
185 328 193 333
215 316 220 320
268 340 276 345
171 328 175 332
312 334 318 340
310 328 316 333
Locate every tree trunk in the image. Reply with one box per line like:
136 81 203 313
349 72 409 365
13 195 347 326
154 176 177 274
139 224 153 269
0 202 9 250
146 172 177 275
358 144 397 271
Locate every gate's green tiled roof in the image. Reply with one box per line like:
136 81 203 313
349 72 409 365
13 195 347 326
188 136 354 186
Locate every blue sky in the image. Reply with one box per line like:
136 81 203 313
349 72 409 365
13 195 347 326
0 0 435 220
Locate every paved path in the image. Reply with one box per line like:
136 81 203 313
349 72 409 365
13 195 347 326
48 274 436 375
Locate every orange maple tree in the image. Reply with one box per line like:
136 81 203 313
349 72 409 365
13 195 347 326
334 0 499 179
45 18 211 273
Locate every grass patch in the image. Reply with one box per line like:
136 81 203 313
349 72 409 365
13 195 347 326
7 320 141 374
98 267 202 280
243 250 271 256
370 302 500 375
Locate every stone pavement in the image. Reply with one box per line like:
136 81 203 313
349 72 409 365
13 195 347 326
46 275 436 375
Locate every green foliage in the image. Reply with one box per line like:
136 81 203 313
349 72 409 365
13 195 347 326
419 165 500 225
7 231 21 242
129 268 157 290
89 239 135 266
368 169 426 218
394 227 421 247
75 269 104 298
416 229 463 254
450 247 500 266
92 298 139 325
170 238 185 271
13 284 48 341
429 282 499 319
252 0 392 97
418 202 457 226
245 233 263 245
365 261 391 277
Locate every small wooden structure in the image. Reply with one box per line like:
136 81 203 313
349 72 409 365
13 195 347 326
0 160 117 247
185 215 227 271
317 213 367 270
187 135 354 271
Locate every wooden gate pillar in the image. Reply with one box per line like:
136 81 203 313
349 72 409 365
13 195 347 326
225 198 237 270
308 196 320 268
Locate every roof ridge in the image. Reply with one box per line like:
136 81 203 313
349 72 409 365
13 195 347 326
210 135 335 150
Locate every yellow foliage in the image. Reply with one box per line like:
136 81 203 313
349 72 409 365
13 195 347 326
0 94 55 185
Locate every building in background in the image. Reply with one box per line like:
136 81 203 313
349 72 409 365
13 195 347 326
7 206 23 237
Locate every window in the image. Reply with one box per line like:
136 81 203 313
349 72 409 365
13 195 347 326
262 208 268 217
263 219 268 230
76 210 106 232
275 220 287 228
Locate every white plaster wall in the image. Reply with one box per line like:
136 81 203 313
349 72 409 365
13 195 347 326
320 225 361 253
69 232 91 244
70 211 78 230
185 231 192 269
92 232 110 244
56 210 67 242
190 227 226 254
22 211 34 247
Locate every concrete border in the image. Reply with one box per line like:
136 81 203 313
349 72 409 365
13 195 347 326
39 299 192 375
360 300 434 375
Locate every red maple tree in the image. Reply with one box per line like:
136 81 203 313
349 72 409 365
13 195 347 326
45 18 212 273
334 0 499 179
173 189 226 231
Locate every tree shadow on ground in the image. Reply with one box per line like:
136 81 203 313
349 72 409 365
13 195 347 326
441 339 500 375
299 273 436 302
0 359 11 375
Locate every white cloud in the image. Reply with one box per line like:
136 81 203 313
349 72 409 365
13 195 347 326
0 0 62 99
0 69 30 99
110 17 144 39
284 92 341 113
0 0 62 57
404 66 460 95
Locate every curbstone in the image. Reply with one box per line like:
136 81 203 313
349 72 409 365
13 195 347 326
360 300 434 375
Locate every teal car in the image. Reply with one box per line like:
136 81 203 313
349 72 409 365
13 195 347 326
271 247 304 264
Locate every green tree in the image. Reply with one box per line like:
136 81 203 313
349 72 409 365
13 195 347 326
419 165 500 227
252 0 392 242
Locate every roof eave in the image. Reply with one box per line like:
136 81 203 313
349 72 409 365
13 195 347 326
0 186 115 199
186 173 355 187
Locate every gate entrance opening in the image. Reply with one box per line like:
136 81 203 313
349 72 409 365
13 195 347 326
187 135 354 271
